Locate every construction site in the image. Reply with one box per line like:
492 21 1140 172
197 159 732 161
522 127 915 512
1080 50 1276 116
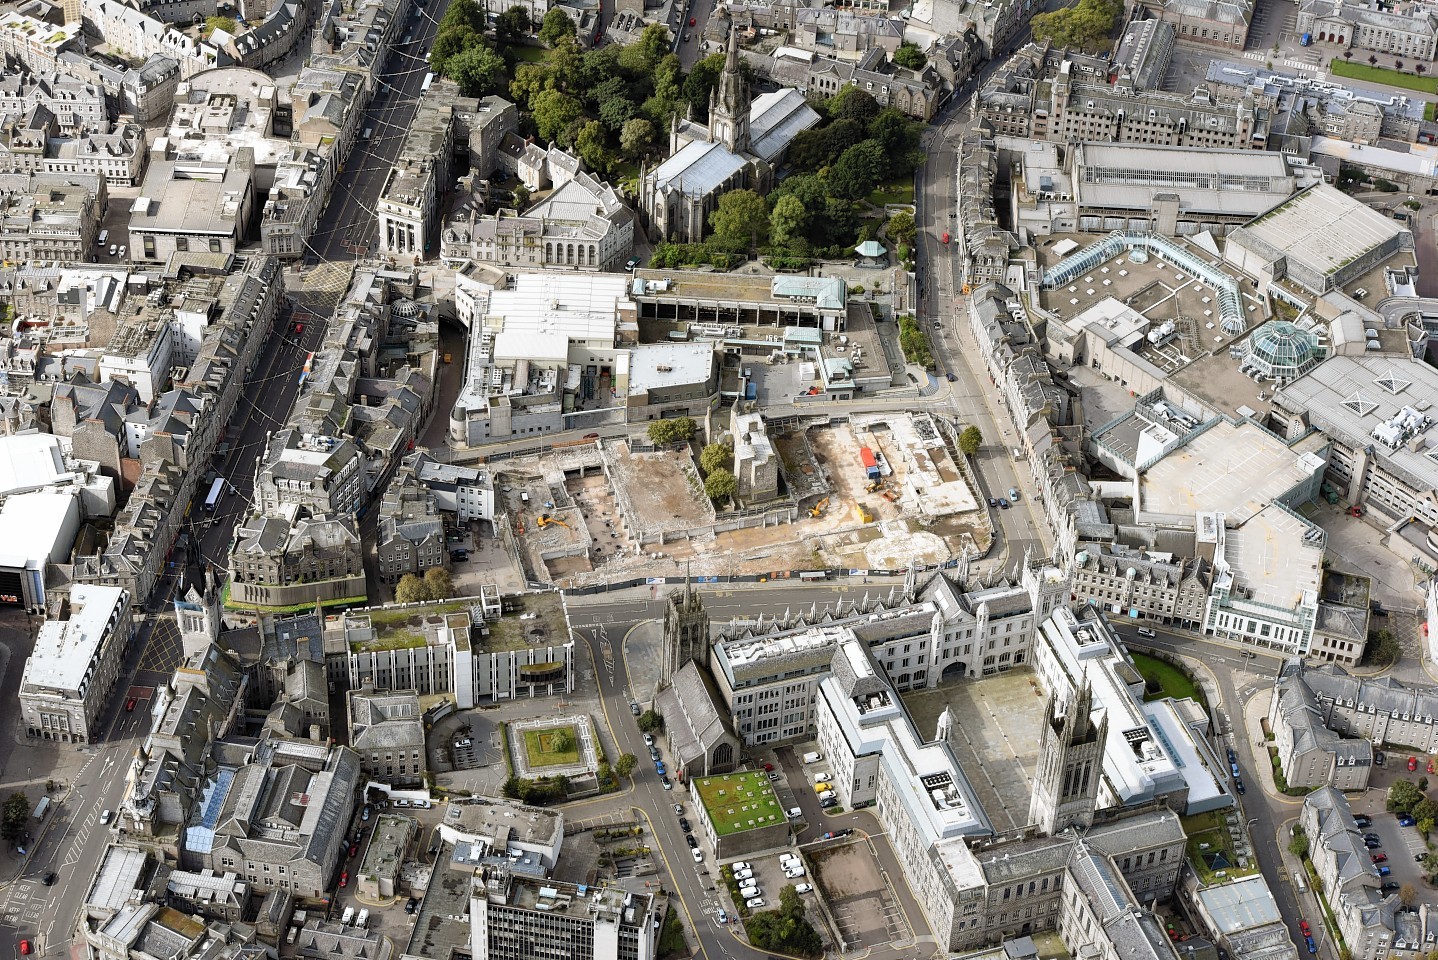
481 413 995 588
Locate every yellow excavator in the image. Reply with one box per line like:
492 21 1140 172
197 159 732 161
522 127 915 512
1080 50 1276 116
536 513 571 530
865 478 884 493
808 497 830 519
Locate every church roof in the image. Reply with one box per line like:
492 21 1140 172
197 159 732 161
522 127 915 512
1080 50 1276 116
747 88 821 164
649 139 748 198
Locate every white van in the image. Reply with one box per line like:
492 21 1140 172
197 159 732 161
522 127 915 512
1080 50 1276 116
786 807 803 819
355 909 369 929
341 907 355 926
98 229 109 245
814 772 832 785
801 751 822 764
362 127 374 139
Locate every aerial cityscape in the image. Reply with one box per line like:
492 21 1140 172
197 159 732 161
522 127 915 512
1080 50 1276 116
2 0 1438 956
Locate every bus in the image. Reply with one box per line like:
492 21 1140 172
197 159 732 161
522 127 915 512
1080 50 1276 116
298 351 315 386
204 477 225 512
421 72 434 93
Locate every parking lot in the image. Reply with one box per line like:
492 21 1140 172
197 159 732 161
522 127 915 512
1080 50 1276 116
1348 760 1431 893
808 839 909 951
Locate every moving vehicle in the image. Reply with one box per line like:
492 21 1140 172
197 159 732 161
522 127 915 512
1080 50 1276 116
688 16 695 24
717 910 727 924
42 873 55 886
126 697 138 711
421 73 434 92
1137 627 1157 639
20 941 31 956
998 498 1010 509
293 322 304 335
204 477 225 512
941 232 951 243
1008 488 1021 501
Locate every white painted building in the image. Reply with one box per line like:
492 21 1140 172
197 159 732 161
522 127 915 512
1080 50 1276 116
19 583 132 743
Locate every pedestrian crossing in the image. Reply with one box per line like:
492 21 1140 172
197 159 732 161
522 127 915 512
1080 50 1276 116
1241 50 1322 72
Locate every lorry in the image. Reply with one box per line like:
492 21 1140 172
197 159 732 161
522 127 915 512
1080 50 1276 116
859 447 880 481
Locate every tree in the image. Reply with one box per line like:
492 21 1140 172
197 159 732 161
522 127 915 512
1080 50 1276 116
1413 797 1438 828
637 709 664 733
620 117 656 158
551 727 574 752
829 86 880 126
709 189 769 252
598 96 637 132
898 315 933 368
203 15 237 35
441 0 487 33
770 194 808 247
431 25 481 75
424 566 454 600
681 53 726 117
447 44 506 96
892 41 927 70
1367 628 1401 667
1288 831 1310 859
828 140 886 201
647 416 695 445
512 184 531 209
620 22 670 74
575 120 614 173
959 425 983 457
887 210 916 248
396 573 429 604
615 753 638 777
705 467 738 504
1421 817 1436 839
1387 778 1425 814
869 108 922 163
538 7 576 47
501 775 522 799
531 88 582 143
779 884 803 918
1401 882 1418 907
1030 0 1122 52
699 442 733 476
494 5 531 42
1 792 29 843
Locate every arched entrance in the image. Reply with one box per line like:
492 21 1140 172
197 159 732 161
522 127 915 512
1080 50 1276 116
941 661 968 682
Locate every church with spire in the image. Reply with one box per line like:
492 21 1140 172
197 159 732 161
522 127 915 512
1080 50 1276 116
639 15 820 243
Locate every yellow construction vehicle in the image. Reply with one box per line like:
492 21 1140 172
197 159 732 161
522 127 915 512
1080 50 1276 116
865 478 884 493
536 513 571 530
808 497 830 519
858 503 873 523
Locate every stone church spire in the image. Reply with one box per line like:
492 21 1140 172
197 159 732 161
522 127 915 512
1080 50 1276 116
708 16 750 154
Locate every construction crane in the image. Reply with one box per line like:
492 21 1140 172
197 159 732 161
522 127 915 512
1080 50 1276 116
536 513 571 530
808 497 830 519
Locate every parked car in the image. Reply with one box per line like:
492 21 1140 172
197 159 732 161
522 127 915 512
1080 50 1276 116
20 941 31 956
1299 921 1311 937
686 835 698 849
1372 853 1388 863
734 868 753 881
643 734 654 746
662 777 673 791
406 898 419 914
692 848 703 863
1365 839 1382 849
100 809 113 825
339 871 349 887
1354 816 1372 828
1363 833 1381 842
784 867 806 878
1379 865 1392 877
794 883 812 894
1409 756 1419 772
126 697 137 711
732 861 750 872
1305 935 1317 955
362 804 372 821
1376 751 1386 766
987 497 998 508
746 897 766 909
998 498 1010 509
630 702 641 716
679 818 691 832
1399 815 1417 827
762 762 774 772
673 803 684 815
716 910 727 925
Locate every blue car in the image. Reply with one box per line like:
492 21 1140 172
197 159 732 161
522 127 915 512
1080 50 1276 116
656 762 667 776
1399 815 1417 827
1305 935 1317 954
1379 865 1392 876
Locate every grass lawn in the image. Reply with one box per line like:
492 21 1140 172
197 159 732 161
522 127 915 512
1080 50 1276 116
1329 58 1438 94
1181 810 1259 884
866 177 915 207
1130 651 1206 708
694 771 783 836
1428 101 1437 122
523 725 581 767
509 44 546 63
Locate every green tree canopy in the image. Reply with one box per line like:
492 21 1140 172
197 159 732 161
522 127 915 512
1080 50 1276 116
424 566 454 600
887 210 916 248
1030 0 1122 52
395 573 428 604
598 95 637 132
204 15 237 35
770 194 808 248
538 7 576 47
431 24 480 75
637 709 664 733
1367 628 1401 666
830 86 880 125
441 0 486 33
892 41 927 70
828 139 886 201
0 792 29 842
709 189 769 252
868 107 922 161
446 44 506 96
494 5 531 42
699 442 733 476
551 727 574 752
647 416 695 445
619 22 671 74
575 120 613 173
531 88 582 143
1388 779 1425 814
959 425 983 457
620 117 656 157
615 753 637 777
705 468 738 504
681 53 726 117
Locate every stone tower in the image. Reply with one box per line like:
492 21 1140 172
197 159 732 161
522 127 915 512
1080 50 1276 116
709 19 750 155
1029 679 1107 835
175 565 224 660
661 576 710 687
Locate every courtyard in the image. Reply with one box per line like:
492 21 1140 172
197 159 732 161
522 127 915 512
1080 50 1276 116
522 725 581 768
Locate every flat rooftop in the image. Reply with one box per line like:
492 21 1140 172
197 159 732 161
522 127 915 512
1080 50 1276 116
0 432 68 496
1140 419 1319 524
1224 503 1324 611
23 583 126 692
1276 354 1438 492
1234 184 1407 281
1073 142 1294 217
693 770 783 837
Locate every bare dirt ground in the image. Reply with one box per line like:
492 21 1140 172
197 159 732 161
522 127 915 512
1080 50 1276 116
608 441 714 535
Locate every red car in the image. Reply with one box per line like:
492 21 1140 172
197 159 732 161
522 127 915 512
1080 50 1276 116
293 322 304 335
339 871 349 888
349 844 358 857
941 231 951 244
688 16 696 24
1372 853 1389 863
1410 756 1419 772
763 762 775 772
20 941 31 956
125 697 137 712
1300 920 1311 937
1428 757 1435 775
